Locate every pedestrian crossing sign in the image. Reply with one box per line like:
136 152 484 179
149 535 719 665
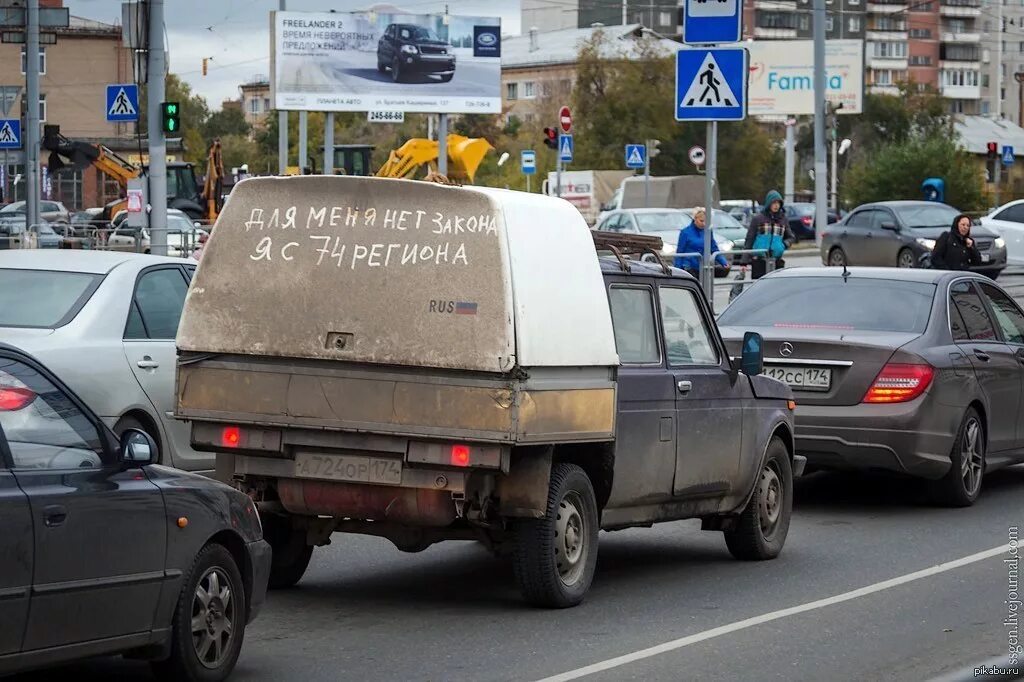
0 119 20 149
675 48 748 122
625 144 646 169
559 133 574 163
106 83 139 122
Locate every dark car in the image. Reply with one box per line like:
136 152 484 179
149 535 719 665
719 267 1024 506
377 23 455 83
785 202 840 241
0 344 270 681
820 201 1007 278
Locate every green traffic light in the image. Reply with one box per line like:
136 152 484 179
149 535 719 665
167 119 176 131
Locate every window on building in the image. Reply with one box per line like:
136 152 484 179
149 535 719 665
506 82 518 100
249 98 261 114
872 41 908 58
849 16 861 33
951 100 965 113
19 47 45 76
982 101 991 115
759 11 798 29
984 20 992 32
263 97 271 111
910 55 932 66
911 2 933 11
983 74 991 87
799 14 810 30
910 28 932 38
875 69 894 85
826 14 834 31
659 11 672 26
1019 42 1024 53
849 0 861 5
37 94 45 122
523 81 536 99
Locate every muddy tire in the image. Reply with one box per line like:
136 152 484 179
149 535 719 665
930 408 985 507
725 438 792 561
512 463 599 608
262 513 313 589
151 544 246 682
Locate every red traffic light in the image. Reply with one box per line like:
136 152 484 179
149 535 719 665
543 127 558 149
987 141 998 159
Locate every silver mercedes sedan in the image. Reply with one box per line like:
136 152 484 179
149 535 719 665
0 250 211 472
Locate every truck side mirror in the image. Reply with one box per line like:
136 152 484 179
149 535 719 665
740 331 764 376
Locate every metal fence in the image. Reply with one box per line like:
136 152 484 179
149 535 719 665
0 224 203 258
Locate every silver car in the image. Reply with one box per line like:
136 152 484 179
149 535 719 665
0 250 210 472
0 200 71 226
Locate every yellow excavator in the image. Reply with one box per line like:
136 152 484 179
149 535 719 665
329 134 493 183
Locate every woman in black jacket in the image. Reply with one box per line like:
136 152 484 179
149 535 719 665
931 214 982 271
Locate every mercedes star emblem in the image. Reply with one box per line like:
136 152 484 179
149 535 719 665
780 342 794 357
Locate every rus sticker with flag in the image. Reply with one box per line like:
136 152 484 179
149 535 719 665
455 302 478 315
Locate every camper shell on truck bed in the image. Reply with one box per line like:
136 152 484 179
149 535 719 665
177 176 798 609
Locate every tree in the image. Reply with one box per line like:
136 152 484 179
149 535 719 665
219 134 260 173
139 74 210 164
204 107 250 142
844 135 984 211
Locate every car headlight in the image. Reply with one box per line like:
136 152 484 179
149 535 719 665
719 239 734 252
401 44 419 54
916 238 936 250
995 237 1006 249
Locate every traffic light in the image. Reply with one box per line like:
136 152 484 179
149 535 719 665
543 127 558 150
648 139 661 159
987 141 998 160
202 58 208 77
161 101 181 135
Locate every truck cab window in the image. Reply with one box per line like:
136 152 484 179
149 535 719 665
608 286 661 365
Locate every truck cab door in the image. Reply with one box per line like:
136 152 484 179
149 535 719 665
658 284 743 500
603 283 676 508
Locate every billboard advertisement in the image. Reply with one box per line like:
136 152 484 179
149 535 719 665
272 11 501 114
746 40 864 116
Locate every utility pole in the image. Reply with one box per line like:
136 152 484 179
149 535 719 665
784 118 795 205
147 0 167 255
703 122 716 299
24 0 39 233
278 0 287 174
812 0 828 248
324 112 334 174
643 140 650 208
996 0 1003 119
438 113 448 177
828 102 840 210
621 0 628 25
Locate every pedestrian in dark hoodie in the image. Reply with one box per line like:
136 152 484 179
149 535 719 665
742 189 794 280
931 213 982 271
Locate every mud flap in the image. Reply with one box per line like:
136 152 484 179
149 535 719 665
497 446 552 519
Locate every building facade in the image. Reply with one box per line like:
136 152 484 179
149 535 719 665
239 76 272 133
0 6 134 210
522 0 680 36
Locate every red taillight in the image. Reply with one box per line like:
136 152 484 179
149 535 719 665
801 215 813 225
0 387 35 411
450 444 470 467
863 364 934 404
222 426 241 448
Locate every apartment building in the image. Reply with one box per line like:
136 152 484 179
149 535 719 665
744 0 865 40
522 0 680 36
239 76 272 133
981 0 1024 125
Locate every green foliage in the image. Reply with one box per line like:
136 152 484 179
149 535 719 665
845 135 984 211
218 134 259 173
203 107 250 142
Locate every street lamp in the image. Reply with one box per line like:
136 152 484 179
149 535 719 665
497 152 510 167
839 139 852 156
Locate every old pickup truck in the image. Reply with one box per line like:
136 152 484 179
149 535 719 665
175 176 801 608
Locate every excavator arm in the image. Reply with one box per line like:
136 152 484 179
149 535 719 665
376 134 493 183
42 125 139 186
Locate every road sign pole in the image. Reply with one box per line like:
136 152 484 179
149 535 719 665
644 142 650 208
703 122 717 304
438 113 448 177
25 0 39 233
995 156 1001 208
784 120 795 205
324 112 334 175
298 110 308 173
278 0 288 174
147 0 167 255
555 153 562 198
813 0 828 250
526 175 531 194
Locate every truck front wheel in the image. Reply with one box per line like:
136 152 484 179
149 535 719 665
724 438 793 561
262 513 314 589
512 463 599 608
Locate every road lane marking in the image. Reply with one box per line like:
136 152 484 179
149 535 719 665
536 544 1011 682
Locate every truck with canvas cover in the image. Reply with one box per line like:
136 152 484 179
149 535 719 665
176 176 801 608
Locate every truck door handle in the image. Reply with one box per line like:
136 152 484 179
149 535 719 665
43 504 67 527
677 380 692 394
974 349 990 362
136 357 159 369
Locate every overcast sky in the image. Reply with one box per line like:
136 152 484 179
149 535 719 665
65 1 522 108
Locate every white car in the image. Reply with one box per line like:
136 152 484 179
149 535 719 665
980 199 1024 265
595 207 736 260
0 250 211 472
107 208 207 258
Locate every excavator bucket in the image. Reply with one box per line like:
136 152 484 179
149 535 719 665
375 134 493 183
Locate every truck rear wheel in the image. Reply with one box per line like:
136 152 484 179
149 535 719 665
724 438 792 561
512 463 599 608
262 513 314 589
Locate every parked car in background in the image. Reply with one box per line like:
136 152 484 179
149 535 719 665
377 23 455 83
821 201 1007 278
719 267 1024 506
108 208 207 257
0 250 211 472
594 208 735 267
980 199 1024 265
0 343 269 681
0 218 62 249
0 200 71 226
785 202 840 241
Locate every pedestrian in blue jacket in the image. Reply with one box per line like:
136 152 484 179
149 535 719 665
674 207 728 278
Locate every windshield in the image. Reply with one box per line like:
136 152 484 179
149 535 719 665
719 277 935 333
411 27 440 41
893 204 959 229
0 269 101 328
710 210 742 229
635 212 685 232
0 202 24 214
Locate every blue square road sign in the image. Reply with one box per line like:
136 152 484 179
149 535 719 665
675 48 748 122
559 134 574 163
625 144 646 169
106 84 139 122
521 149 536 175
0 119 21 149
1003 145 1015 167
683 0 742 45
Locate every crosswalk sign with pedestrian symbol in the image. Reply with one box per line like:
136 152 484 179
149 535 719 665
675 48 748 122
106 84 139 122
559 133 574 163
0 119 20 149
625 144 646 169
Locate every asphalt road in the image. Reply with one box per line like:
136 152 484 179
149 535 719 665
18 253 1024 682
